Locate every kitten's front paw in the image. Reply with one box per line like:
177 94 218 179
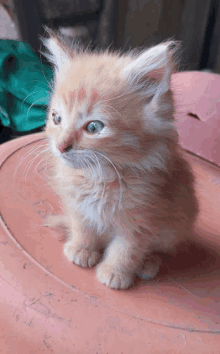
64 241 101 267
96 263 135 290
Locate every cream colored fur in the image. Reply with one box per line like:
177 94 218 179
44 33 198 289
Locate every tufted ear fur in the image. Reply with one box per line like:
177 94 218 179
42 28 72 73
122 41 178 99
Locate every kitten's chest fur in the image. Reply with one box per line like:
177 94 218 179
54 161 124 233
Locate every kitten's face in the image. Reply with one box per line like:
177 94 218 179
46 56 150 169
45 39 176 171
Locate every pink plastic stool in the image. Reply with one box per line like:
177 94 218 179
1 72 220 353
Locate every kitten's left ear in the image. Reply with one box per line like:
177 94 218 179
123 41 178 97
42 28 72 73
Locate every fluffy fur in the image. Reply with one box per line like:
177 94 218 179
44 33 198 289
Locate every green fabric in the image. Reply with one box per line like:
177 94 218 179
0 39 53 132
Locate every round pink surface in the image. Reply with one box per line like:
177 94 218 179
1 72 220 353
172 72 220 166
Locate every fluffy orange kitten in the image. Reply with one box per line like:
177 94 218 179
44 34 198 289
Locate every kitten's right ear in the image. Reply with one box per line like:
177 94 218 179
122 41 179 98
42 28 71 73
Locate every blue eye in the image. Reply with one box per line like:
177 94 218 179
86 120 104 134
52 111 62 125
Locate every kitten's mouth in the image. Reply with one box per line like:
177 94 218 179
62 152 80 168
62 150 96 170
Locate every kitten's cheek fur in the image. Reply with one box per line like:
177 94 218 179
63 241 101 268
51 140 61 157
96 263 135 290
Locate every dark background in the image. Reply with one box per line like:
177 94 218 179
1 0 220 144
11 0 220 72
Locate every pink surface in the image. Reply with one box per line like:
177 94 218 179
172 72 220 166
1 72 220 353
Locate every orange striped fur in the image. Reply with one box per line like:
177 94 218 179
44 34 198 289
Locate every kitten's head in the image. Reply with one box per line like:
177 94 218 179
44 33 178 173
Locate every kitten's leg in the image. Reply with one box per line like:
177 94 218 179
96 236 145 290
63 213 102 268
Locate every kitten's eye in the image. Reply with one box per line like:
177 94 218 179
52 111 62 125
86 120 104 134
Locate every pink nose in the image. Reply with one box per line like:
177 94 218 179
57 141 71 153
57 131 79 153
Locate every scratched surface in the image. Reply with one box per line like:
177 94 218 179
0 133 220 353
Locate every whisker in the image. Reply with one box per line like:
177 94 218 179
92 152 106 203
22 90 50 107
13 141 49 182
98 90 133 106
24 148 51 185
29 80 52 91
102 104 129 126
38 50 54 91
27 97 48 117
83 156 97 187
89 152 102 183
94 151 123 208
33 151 53 182
89 151 105 194
15 143 49 169
26 151 52 196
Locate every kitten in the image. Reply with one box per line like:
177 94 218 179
44 34 198 289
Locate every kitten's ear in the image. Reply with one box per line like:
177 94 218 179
42 28 71 73
123 41 178 97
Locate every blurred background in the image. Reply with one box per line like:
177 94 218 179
0 0 220 143
2 0 220 71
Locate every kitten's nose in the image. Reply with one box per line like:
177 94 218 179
57 141 72 153
57 130 79 154
57 131 79 153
